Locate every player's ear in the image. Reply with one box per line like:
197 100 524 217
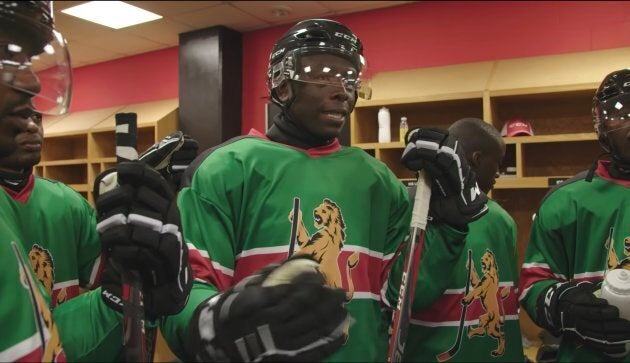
276 80 292 103
471 151 482 169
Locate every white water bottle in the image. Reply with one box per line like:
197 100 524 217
378 107 391 143
600 269 630 357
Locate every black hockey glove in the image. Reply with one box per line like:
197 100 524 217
536 280 630 355
138 131 198 191
401 127 488 229
94 161 192 319
190 256 349 362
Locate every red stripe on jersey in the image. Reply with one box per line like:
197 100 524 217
51 285 80 308
412 286 519 323
189 249 232 291
15 344 66 363
519 265 561 297
233 252 286 282
234 249 387 296
17 346 43 362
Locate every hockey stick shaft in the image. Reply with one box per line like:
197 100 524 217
115 113 147 362
387 170 431 363
288 197 300 257
436 249 473 362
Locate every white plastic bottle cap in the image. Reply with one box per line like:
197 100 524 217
605 269 630 295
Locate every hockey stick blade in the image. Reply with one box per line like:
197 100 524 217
387 171 431 363
288 197 300 257
436 249 474 362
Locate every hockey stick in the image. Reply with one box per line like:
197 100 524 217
11 242 47 352
288 197 300 257
605 227 615 271
436 249 473 362
114 113 147 363
387 170 431 363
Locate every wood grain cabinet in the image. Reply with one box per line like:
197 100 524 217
351 47 630 346
36 99 178 205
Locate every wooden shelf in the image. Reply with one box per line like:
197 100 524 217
503 133 596 144
39 159 88 166
39 98 179 205
67 184 89 192
494 176 573 189
350 49 625 351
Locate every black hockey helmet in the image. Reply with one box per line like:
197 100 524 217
0 1 72 115
0 1 54 40
592 69 630 153
267 18 372 108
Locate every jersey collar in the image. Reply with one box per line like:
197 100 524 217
597 160 630 187
2 174 35 203
248 129 342 157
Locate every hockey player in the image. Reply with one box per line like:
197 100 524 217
0 1 122 360
1 1 192 360
398 118 524 361
519 69 630 361
161 19 488 362
0 0 102 306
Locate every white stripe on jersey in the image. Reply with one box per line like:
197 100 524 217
0 332 42 362
53 279 79 290
411 314 519 327
187 243 235 276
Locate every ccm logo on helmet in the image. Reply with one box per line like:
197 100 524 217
334 32 357 44
271 47 285 60
623 81 630 88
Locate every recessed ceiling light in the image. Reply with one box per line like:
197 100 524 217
61 1 162 29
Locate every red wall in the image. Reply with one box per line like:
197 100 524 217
241 1 630 133
70 47 178 112
68 1 630 133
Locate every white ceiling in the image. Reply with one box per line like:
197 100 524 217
53 1 413 68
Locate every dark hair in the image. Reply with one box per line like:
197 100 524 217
448 117 503 160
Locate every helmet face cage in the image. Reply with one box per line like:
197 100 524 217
592 69 630 152
268 47 371 101
267 19 372 106
0 1 72 115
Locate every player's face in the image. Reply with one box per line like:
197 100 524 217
0 29 44 172
475 139 506 194
284 54 357 141
604 117 630 163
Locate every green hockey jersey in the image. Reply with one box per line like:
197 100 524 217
398 199 523 362
163 131 467 361
520 161 630 362
0 213 66 362
0 205 121 362
0 175 102 306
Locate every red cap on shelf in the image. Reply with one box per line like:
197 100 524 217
501 118 534 137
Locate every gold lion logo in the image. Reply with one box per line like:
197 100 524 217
29 245 55 293
29 244 67 305
605 227 630 270
462 249 510 357
289 199 359 340
14 243 65 361
289 199 359 299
